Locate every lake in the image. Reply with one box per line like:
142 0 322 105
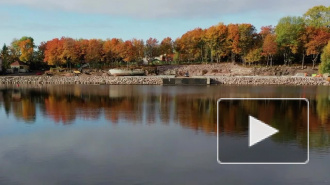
0 85 329 185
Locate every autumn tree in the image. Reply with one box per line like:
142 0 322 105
103 39 112 64
238 24 256 64
85 39 103 67
132 38 144 63
60 37 79 69
44 38 64 66
204 23 228 63
145 38 159 64
190 28 205 62
160 37 174 62
227 24 240 63
77 39 89 64
120 40 134 64
260 26 277 66
262 34 277 66
303 5 330 70
260 26 274 39
319 41 330 74
245 48 262 65
17 36 35 63
305 26 330 68
176 28 205 63
103 38 123 66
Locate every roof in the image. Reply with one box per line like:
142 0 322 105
10 61 27 66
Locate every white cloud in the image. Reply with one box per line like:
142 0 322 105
1 0 330 19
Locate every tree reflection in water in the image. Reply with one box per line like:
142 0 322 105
0 85 329 149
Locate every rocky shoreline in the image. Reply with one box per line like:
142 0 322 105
0 76 163 85
211 76 329 85
0 76 329 86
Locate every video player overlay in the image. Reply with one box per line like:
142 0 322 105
217 98 309 164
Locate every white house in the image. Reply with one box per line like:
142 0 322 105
10 61 29 73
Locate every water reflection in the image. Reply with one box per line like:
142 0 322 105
0 85 330 149
218 99 308 163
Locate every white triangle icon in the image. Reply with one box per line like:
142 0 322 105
249 116 279 147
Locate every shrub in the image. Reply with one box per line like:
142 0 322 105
319 41 330 74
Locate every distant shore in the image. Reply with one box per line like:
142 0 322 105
0 63 329 86
0 75 328 86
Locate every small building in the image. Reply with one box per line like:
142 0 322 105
10 61 29 73
156 54 174 62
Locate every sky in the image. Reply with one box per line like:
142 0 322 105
0 0 329 46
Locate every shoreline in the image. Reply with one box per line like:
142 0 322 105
0 75 328 86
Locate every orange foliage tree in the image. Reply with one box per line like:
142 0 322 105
132 38 145 63
305 26 330 68
262 34 277 66
160 37 174 61
120 40 134 63
204 23 228 63
227 24 240 63
103 38 123 66
86 39 104 67
44 38 63 66
175 28 205 63
60 37 79 68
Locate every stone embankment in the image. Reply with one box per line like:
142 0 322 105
0 76 163 85
0 76 328 86
211 76 329 85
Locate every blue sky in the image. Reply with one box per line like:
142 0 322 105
0 0 329 46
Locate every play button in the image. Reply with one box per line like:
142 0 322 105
249 116 279 147
217 98 309 164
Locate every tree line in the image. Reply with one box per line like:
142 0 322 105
1 5 330 71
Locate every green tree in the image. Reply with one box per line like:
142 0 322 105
304 5 330 28
35 42 46 63
319 41 330 74
28 42 47 70
1 44 10 69
275 16 305 65
9 38 20 62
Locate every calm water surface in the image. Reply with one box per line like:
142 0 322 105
0 85 329 185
